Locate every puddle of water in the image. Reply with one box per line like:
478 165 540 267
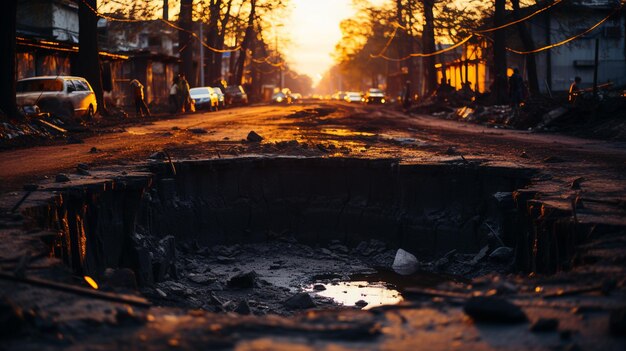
320 128 377 137
304 269 462 310
305 281 403 310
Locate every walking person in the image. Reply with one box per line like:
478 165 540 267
177 74 191 113
130 79 151 117
169 76 179 114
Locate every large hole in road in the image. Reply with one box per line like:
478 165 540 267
40 158 536 314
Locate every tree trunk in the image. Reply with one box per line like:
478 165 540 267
512 0 539 94
179 0 195 85
206 0 221 84
422 0 437 95
493 0 507 104
0 0 19 119
77 0 107 115
233 0 255 86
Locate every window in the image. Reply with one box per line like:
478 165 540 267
16 79 63 93
72 80 90 91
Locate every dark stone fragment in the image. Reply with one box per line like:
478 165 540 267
189 128 208 134
234 301 251 315
609 307 626 336
284 292 316 310
89 147 98 153
246 131 264 142
67 136 84 144
463 296 527 324
227 271 257 289
355 300 368 308
530 318 559 332
55 173 70 182
313 284 326 291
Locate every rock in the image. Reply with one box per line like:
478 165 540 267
445 146 457 155
246 131 264 142
155 288 167 297
530 318 559 332
520 151 529 158
392 248 419 275
227 271 257 289
489 246 514 262
355 300 368 308
234 301 251 315
313 284 326 291
189 128 208 134
89 147 99 153
0 297 25 337
609 307 626 336
55 173 70 182
77 163 89 170
463 296 527 324
284 293 316 310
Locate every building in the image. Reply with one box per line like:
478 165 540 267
436 0 625 94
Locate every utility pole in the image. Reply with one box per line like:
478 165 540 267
199 22 205 86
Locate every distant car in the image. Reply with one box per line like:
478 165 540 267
225 85 248 106
344 91 363 103
190 87 218 111
364 89 386 104
212 87 226 108
16 76 97 119
271 91 292 104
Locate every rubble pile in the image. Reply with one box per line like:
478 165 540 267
0 116 67 148
409 89 626 140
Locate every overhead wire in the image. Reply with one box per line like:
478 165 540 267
77 0 240 53
372 0 621 61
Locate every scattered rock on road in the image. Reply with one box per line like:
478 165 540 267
284 292 316 310
463 296 527 323
55 173 70 182
247 131 264 142
227 271 257 289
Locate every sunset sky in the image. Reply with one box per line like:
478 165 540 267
286 0 385 85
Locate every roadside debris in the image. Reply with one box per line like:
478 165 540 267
392 249 419 275
463 296 527 324
247 130 264 142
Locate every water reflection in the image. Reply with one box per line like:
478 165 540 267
306 281 403 310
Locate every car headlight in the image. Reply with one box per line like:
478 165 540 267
276 97 283 103
381 99 386 103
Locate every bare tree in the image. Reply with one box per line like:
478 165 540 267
179 0 195 85
233 0 256 85
0 0 19 119
77 0 108 115
493 0 507 104
512 0 539 94
422 0 437 94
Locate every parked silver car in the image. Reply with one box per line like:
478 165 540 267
16 76 97 119
190 87 219 111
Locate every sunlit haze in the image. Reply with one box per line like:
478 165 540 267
287 0 380 86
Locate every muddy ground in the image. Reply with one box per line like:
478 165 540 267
0 101 625 350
